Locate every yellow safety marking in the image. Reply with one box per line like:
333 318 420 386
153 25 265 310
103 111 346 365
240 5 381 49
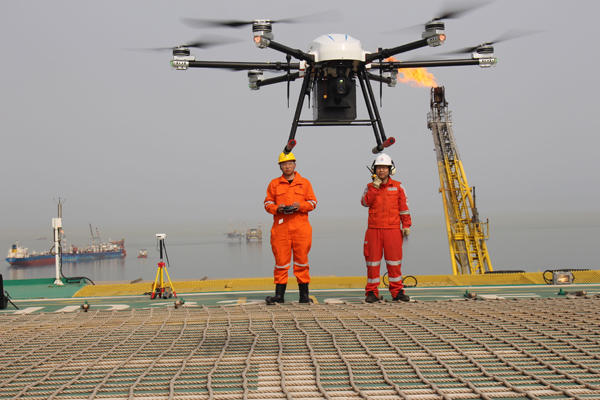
73 271 600 298
237 297 247 304
309 295 318 304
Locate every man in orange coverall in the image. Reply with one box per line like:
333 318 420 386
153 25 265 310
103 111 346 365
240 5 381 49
361 153 411 303
264 152 317 304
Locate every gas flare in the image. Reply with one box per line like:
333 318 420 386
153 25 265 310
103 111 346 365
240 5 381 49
386 56 437 88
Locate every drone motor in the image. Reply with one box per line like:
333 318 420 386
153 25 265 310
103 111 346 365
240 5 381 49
472 45 496 67
382 70 398 87
473 44 494 57
172 47 190 57
422 21 446 47
171 46 195 70
248 69 264 90
253 20 274 48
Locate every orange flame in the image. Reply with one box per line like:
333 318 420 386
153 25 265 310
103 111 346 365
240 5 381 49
386 56 437 88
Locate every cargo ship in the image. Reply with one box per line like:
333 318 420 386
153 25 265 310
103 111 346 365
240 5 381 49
5 239 126 267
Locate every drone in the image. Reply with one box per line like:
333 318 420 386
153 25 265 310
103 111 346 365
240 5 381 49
167 7 501 154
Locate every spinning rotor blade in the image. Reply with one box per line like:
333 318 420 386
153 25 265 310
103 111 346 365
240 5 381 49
184 37 241 48
270 10 343 24
136 35 241 52
388 1 491 34
181 18 255 28
437 29 540 55
432 1 491 21
181 10 342 29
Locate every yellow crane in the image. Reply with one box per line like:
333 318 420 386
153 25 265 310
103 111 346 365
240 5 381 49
427 86 493 275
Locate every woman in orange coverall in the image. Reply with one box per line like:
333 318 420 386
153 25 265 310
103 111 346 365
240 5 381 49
361 153 412 303
263 152 317 304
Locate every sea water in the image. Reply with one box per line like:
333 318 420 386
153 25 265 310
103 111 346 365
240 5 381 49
2 214 599 283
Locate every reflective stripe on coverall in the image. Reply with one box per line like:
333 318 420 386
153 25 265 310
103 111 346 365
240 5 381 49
264 172 317 285
361 177 411 297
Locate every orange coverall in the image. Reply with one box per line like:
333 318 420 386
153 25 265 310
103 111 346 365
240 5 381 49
264 172 317 285
361 177 411 297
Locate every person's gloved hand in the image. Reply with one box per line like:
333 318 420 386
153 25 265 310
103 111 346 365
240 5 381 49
402 228 410 237
372 176 382 189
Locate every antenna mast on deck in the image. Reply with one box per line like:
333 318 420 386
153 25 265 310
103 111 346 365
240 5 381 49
52 198 66 285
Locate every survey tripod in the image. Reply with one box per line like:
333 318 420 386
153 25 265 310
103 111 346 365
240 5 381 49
150 234 177 299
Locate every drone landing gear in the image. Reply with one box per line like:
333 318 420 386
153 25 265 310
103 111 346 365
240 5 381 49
284 65 395 155
283 65 312 154
357 67 395 154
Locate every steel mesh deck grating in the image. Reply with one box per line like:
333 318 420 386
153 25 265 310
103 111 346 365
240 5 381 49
1 298 600 399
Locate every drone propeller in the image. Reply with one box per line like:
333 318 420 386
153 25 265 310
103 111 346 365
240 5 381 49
388 1 491 34
181 10 343 29
431 1 491 21
181 18 254 28
135 35 241 52
437 29 540 55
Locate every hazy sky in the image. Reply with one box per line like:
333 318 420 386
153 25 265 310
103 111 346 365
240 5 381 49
1 0 599 250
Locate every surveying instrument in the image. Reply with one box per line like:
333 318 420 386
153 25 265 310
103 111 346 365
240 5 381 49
151 233 177 299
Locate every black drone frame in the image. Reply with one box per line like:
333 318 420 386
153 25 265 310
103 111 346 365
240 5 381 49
180 35 484 154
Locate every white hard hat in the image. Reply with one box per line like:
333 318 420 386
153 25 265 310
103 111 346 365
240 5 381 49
374 153 393 166
372 153 396 175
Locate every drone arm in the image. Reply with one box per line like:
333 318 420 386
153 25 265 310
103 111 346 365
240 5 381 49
261 40 315 63
367 72 393 85
256 72 301 88
365 38 429 62
186 60 300 71
371 59 480 69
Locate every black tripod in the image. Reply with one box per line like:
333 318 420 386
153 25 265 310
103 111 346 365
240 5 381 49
1 290 18 310
0 274 18 310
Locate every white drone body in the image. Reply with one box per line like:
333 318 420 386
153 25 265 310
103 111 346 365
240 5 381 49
307 34 368 62
170 13 498 154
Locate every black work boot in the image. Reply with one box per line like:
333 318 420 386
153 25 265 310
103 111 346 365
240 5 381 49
365 291 379 303
265 283 286 305
298 283 313 303
392 290 410 302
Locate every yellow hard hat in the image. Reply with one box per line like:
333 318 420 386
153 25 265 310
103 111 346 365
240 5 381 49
278 152 296 164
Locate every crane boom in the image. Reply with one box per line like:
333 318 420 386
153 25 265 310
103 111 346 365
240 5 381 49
427 87 493 275
89 223 96 246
